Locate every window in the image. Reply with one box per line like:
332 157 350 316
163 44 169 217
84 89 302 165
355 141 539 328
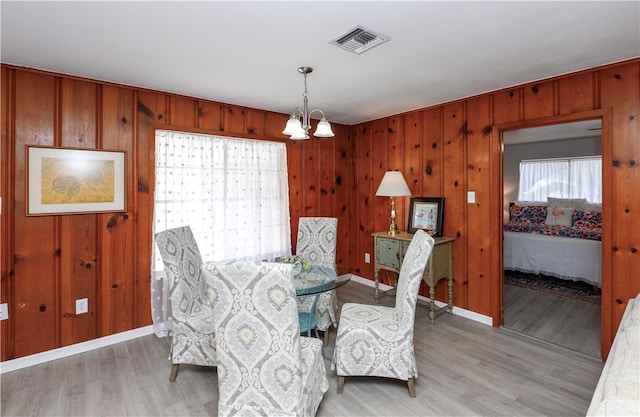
151 129 292 335
517 156 601 203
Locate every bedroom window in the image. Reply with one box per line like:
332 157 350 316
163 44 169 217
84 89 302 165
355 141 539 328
151 129 292 336
518 156 602 203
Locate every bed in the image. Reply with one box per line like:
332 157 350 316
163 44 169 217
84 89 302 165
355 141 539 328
503 198 602 288
587 292 640 416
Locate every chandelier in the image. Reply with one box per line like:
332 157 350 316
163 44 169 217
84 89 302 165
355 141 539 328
282 66 335 140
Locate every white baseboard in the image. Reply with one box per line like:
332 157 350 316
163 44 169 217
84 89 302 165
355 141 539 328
348 274 493 326
0 325 155 374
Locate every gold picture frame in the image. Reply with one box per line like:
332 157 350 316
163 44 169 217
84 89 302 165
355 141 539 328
407 197 444 236
27 146 126 215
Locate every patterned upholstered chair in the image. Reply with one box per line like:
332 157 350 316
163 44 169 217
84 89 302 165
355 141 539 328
154 226 216 381
203 261 329 416
331 229 434 397
296 217 338 345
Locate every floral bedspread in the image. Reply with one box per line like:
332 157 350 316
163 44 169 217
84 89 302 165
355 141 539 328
504 221 602 241
505 205 602 241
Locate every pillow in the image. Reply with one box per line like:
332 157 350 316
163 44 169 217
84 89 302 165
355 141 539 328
545 207 574 226
576 201 602 212
510 204 547 223
514 200 547 206
572 210 603 228
547 197 587 209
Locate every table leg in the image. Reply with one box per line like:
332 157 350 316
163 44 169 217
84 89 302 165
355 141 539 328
374 269 380 303
429 286 436 324
447 275 453 314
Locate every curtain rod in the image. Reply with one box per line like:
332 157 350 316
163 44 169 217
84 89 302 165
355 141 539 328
520 155 601 163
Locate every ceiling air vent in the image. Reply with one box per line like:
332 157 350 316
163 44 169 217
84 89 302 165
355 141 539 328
330 25 389 54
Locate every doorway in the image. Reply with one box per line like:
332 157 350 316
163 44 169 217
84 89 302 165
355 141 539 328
493 111 611 359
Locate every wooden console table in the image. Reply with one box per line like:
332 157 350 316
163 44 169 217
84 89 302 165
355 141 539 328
372 231 454 323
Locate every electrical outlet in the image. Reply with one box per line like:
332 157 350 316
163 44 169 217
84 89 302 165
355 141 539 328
365 253 371 264
76 298 88 315
0 303 8 320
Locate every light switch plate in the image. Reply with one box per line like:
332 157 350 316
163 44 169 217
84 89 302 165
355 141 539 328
0 303 8 320
467 191 476 203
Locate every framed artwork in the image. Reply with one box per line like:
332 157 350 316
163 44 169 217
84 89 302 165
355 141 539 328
407 197 444 236
27 146 126 215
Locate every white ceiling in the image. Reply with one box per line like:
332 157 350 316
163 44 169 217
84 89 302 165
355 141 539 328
1 1 639 126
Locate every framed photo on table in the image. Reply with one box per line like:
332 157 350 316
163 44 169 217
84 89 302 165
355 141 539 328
27 146 126 215
407 197 444 236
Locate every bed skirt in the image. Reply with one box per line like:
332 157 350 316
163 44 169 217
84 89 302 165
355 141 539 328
503 231 602 287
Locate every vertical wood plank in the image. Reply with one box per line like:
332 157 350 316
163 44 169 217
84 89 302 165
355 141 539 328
387 116 404 170
403 111 423 195
59 215 98 344
422 107 444 196
492 89 522 125
371 120 388 239
246 108 266 136
333 124 350 266
135 90 167 327
386 115 409 229
558 72 596 114
59 78 98 345
100 85 135 335
266 112 288 140
465 96 492 315
222 104 246 135
287 140 304 251
1 66 14 360
599 62 640 357
60 78 97 149
318 135 335 217
489 101 506 324
406 110 439 299
169 96 197 128
417 108 443 299
197 101 223 131
355 123 374 279
302 135 319 216
13 71 59 357
442 101 467 309
523 80 556 119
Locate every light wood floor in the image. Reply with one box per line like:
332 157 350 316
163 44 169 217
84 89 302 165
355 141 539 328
1 281 604 417
503 283 601 358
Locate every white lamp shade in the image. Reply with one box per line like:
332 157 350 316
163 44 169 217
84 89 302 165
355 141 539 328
313 118 335 137
375 171 411 197
283 116 304 136
290 131 310 140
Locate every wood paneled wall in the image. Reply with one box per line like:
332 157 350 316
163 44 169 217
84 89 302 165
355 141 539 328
0 65 349 361
348 59 639 359
1 59 638 361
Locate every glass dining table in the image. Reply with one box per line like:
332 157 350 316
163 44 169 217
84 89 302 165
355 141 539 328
294 264 351 297
200 261 350 338
291 264 350 339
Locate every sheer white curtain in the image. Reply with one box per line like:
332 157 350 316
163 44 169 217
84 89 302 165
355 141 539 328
151 129 292 336
518 156 601 203
570 157 602 202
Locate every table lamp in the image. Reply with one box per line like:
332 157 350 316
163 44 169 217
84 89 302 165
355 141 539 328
376 171 411 235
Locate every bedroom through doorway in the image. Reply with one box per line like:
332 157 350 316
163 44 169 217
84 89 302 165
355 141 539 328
501 120 602 358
